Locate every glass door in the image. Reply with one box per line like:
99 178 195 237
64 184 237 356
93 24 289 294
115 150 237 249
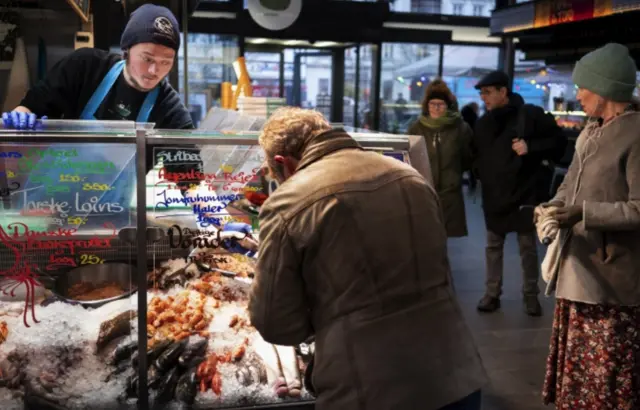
344 46 358 127
290 50 333 120
343 45 376 129
356 45 375 129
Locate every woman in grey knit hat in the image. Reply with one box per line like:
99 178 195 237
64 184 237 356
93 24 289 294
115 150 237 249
534 43 640 409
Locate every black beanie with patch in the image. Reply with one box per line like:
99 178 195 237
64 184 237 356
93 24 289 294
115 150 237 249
120 4 180 52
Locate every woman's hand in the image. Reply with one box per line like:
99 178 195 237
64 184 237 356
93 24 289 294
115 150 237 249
550 205 583 228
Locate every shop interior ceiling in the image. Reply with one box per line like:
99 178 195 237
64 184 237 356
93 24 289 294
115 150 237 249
515 10 640 65
193 0 398 44
190 0 496 45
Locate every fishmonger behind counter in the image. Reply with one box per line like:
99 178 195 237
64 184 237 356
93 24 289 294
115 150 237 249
2 4 249 241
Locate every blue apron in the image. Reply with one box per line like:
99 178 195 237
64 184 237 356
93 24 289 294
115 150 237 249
17 60 159 230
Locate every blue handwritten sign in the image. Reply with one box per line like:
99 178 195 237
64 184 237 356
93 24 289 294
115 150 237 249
0 151 22 158
154 190 243 209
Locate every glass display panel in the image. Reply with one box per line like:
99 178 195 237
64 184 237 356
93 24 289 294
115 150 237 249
142 142 314 408
0 138 138 409
0 127 416 409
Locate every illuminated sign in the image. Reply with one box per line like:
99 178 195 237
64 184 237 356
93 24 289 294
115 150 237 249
534 0 613 28
493 0 640 34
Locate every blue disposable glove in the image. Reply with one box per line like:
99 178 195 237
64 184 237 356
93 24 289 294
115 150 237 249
2 111 47 130
222 222 256 256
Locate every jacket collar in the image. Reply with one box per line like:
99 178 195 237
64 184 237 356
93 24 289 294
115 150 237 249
296 128 363 172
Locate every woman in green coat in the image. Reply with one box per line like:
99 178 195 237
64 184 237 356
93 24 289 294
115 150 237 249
408 79 474 237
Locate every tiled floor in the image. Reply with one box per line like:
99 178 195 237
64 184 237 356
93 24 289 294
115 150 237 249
448 195 554 410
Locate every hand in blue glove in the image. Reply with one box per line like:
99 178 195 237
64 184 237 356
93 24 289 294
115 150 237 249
221 222 256 256
2 111 48 130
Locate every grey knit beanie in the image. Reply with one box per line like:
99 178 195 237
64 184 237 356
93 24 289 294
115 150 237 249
572 43 637 102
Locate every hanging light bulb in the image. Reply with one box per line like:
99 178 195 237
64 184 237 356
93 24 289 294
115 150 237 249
417 81 423 87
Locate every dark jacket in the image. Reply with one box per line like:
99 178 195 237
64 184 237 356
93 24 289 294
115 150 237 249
461 104 478 131
408 118 473 237
249 129 488 410
473 93 567 234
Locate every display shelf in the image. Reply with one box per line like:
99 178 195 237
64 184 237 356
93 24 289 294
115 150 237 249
0 123 431 410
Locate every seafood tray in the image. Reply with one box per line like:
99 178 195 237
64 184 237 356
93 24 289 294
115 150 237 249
0 252 315 409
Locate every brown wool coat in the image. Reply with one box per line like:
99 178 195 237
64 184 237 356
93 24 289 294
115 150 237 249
249 129 487 410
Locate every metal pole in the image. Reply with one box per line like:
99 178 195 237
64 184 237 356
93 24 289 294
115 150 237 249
279 50 285 98
438 44 444 78
293 53 302 106
354 45 361 128
182 0 189 106
135 129 149 410
331 48 345 123
372 42 382 131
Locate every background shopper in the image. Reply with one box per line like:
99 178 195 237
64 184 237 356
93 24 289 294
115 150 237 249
473 71 567 316
536 43 640 409
249 107 487 410
461 102 479 131
408 79 473 237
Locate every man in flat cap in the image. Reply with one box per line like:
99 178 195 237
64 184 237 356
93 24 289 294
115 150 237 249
473 70 566 316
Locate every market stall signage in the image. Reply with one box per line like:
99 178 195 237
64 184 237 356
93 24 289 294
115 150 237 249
534 0 614 28
492 0 640 34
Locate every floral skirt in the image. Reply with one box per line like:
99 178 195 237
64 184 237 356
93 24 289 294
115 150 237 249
543 298 640 409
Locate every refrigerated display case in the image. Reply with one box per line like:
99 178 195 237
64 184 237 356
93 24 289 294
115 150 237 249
0 122 431 410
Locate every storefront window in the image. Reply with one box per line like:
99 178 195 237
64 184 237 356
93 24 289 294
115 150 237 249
244 51 282 98
442 45 498 114
513 50 547 108
284 49 333 118
358 45 375 129
390 0 494 17
537 63 576 112
379 43 440 133
178 34 240 126
344 46 357 126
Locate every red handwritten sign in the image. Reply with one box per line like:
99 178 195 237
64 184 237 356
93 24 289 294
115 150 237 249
157 167 263 185
0 222 116 327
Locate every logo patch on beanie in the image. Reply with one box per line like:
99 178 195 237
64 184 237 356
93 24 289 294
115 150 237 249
154 17 175 38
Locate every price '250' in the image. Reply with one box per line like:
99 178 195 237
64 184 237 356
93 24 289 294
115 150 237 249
82 183 111 191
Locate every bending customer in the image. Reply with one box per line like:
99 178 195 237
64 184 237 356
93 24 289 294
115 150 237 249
248 107 487 410
408 79 473 237
535 43 640 409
